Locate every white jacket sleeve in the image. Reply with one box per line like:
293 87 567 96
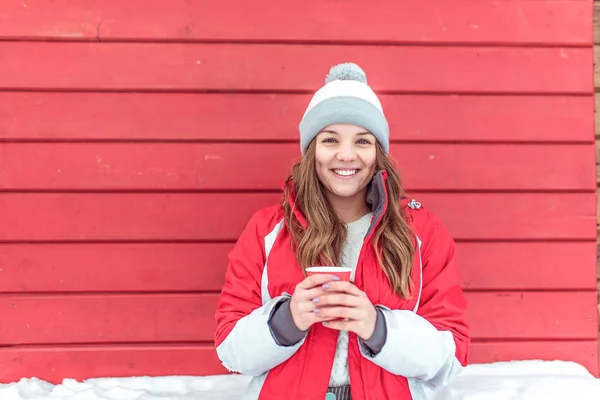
216 296 306 376
214 214 305 376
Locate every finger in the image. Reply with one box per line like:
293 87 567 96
321 320 355 332
296 274 338 290
296 299 318 314
297 309 337 328
296 286 329 302
307 312 338 323
315 306 360 321
292 287 338 316
324 281 364 296
315 293 362 308
301 296 360 314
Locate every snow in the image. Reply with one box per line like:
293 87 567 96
430 361 600 400
1 361 599 400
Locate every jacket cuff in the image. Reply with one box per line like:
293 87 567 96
359 306 387 356
268 297 308 346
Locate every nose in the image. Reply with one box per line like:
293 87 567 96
336 143 357 162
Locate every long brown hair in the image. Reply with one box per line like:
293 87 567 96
282 140 416 298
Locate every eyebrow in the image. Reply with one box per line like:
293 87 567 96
320 130 372 136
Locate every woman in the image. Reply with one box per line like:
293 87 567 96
215 63 470 400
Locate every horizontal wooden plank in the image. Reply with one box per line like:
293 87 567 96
0 341 597 383
0 242 596 292
0 0 591 45
0 243 234 293
0 43 591 93
0 193 595 241
0 294 219 345
457 242 597 290
467 292 598 340
1 293 596 345
0 143 595 191
0 93 592 142
0 345 226 383
427 193 595 241
469 341 599 377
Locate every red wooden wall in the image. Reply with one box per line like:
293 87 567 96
0 0 598 382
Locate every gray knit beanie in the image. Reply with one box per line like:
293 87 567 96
298 62 389 154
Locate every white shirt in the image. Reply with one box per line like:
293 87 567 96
328 212 373 387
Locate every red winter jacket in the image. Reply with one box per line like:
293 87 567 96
215 171 470 400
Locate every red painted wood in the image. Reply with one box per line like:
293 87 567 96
0 193 594 241
0 93 591 142
0 294 219 345
0 1 591 45
469 341 599 377
420 193 596 241
0 242 595 293
0 143 594 191
467 292 598 340
0 0 596 381
0 243 232 293
0 42 591 93
0 345 226 383
0 341 597 384
1 292 596 345
457 242 597 290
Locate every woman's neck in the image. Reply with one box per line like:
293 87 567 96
326 189 371 223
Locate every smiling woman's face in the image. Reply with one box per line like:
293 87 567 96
314 123 378 204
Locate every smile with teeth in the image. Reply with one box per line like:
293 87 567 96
333 169 359 176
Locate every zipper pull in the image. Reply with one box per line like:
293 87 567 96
407 199 421 210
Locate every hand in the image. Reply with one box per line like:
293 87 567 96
312 281 378 341
289 274 340 331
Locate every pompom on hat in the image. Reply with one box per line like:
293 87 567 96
298 62 389 154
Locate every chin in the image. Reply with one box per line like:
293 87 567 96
328 184 363 198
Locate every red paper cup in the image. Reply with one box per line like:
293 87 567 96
306 266 351 282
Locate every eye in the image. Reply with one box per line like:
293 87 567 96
356 138 372 145
322 137 338 143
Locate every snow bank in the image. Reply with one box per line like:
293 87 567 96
1 360 598 400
